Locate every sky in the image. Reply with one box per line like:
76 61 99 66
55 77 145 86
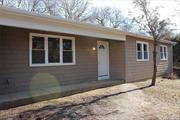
90 0 180 34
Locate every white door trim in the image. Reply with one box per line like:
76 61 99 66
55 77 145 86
97 41 110 80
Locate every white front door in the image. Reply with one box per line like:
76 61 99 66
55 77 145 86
97 41 109 80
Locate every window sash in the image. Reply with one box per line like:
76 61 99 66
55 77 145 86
30 33 75 67
136 42 149 61
160 45 168 60
62 39 73 63
48 37 60 63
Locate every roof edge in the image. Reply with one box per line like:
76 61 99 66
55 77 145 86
0 6 157 41
1 6 175 46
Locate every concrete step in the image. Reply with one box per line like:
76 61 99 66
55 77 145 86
0 80 123 110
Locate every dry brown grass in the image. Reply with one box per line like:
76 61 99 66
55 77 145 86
0 78 179 120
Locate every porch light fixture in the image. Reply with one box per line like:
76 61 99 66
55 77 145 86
92 46 96 51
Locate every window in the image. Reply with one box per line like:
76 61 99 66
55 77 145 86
48 37 60 63
30 33 75 67
160 45 168 60
63 39 73 63
32 36 45 64
136 41 149 61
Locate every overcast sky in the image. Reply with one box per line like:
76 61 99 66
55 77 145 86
90 0 180 34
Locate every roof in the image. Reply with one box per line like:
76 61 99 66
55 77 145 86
0 6 176 45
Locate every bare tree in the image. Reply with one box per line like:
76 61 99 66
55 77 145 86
109 8 134 31
92 7 111 26
133 0 172 86
56 0 92 22
174 0 180 14
15 0 46 13
0 0 3 5
43 0 58 15
92 7 134 31
109 8 125 28
0 0 16 7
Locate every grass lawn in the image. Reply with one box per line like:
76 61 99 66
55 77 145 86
0 78 180 120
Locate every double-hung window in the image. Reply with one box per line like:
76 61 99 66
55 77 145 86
136 41 149 61
160 45 168 60
30 33 75 67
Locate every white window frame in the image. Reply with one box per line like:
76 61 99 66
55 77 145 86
160 45 168 61
29 33 76 67
136 41 149 61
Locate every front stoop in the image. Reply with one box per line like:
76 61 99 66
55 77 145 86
0 80 123 110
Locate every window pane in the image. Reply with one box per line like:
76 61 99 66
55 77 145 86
48 38 60 63
144 51 148 59
137 43 142 51
63 39 72 50
32 50 45 64
32 36 44 49
164 47 167 53
164 52 167 59
160 46 163 53
160 52 164 59
138 51 142 59
63 51 73 63
143 44 147 52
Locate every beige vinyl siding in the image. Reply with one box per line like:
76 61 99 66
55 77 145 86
125 36 153 82
157 44 173 75
109 41 126 81
0 26 3 84
125 36 173 82
0 26 125 94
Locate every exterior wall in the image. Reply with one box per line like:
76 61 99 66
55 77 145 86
157 44 173 75
125 36 173 82
0 26 173 94
0 26 125 94
0 26 3 84
109 41 126 80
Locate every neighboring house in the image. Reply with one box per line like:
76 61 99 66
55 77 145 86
0 6 175 100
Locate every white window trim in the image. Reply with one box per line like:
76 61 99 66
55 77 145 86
160 45 168 61
29 33 76 67
136 41 149 61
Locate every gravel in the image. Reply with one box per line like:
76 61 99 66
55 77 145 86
0 78 179 120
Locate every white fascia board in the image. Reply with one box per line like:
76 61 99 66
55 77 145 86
0 7 126 41
158 40 177 46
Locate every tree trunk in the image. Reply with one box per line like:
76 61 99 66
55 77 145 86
151 40 157 86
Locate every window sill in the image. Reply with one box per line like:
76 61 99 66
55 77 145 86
30 63 76 67
160 59 168 61
136 59 149 62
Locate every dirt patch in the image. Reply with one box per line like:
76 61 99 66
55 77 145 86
174 67 180 78
0 78 180 120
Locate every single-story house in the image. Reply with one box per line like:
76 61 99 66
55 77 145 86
0 6 176 107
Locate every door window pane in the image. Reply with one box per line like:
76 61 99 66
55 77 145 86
48 37 60 63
